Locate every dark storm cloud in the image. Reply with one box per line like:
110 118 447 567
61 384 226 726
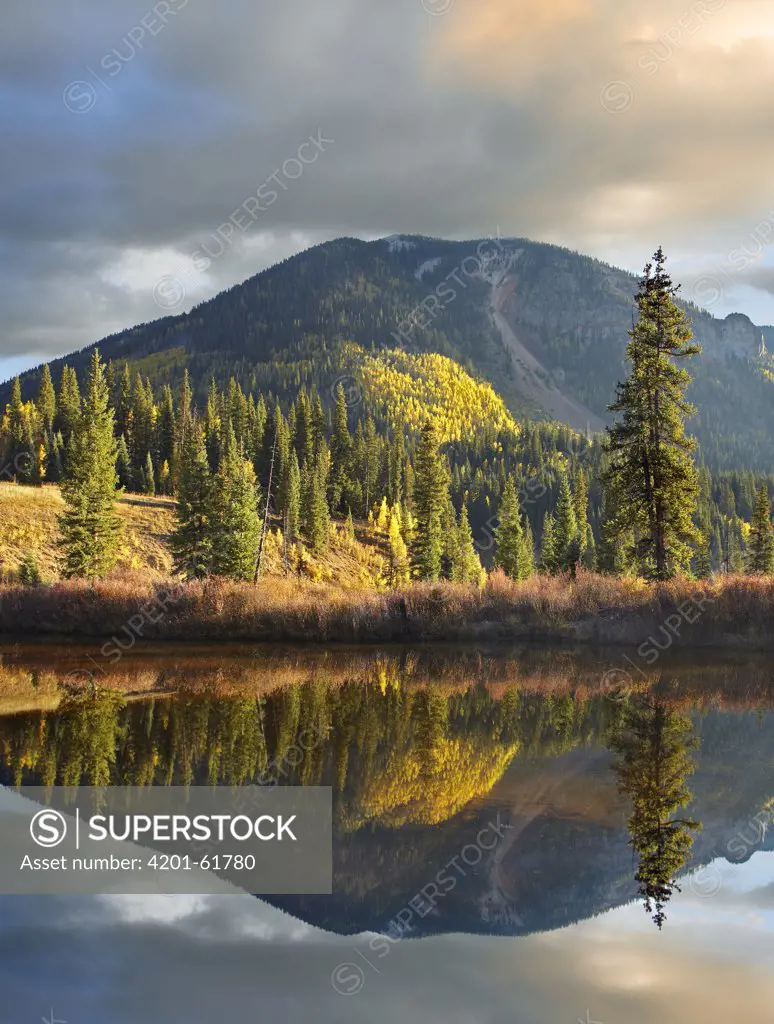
1 0 773 378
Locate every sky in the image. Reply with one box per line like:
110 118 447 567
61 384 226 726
2 0 774 385
2 854 774 1022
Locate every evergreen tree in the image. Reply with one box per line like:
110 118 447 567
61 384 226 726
411 422 447 581
554 474 579 572
329 383 352 512
746 484 774 574
143 452 156 496
57 365 81 446
37 364 56 435
210 428 261 580
171 426 213 580
574 468 595 568
604 248 700 579
539 512 557 574
18 550 41 586
518 516 535 580
344 507 356 542
301 449 331 554
58 350 121 578
116 435 132 490
115 364 133 441
5 377 32 482
494 478 525 579
452 501 484 584
693 537 712 579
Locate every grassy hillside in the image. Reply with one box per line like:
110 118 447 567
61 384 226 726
0 484 386 588
0 485 177 581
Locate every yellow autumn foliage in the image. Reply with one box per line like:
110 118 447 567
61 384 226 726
343 734 519 831
345 344 518 443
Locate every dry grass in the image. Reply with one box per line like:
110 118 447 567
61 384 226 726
2 567 774 648
0 483 386 588
0 484 177 580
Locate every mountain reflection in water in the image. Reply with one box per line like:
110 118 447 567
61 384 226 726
1 643 774 936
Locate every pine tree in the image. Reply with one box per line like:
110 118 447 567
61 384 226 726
18 550 41 586
411 422 447 581
143 452 156 496
574 468 594 568
604 248 700 579
210 428 261 580
58 350 121 578
452 501 484 584
5 377 33 482
693 537 712 579
57 365 81 446
554 475 579 572
518 516 535 580
301 449 331 554
494 478 525 579
539 512 557 574
746 484 774 574
345 507 356 542
37 364 56 435
171 426 213 580
115 364 133 441
116 435 132 490
329 383 352 513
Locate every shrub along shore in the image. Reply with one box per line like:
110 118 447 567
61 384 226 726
1 570 773 650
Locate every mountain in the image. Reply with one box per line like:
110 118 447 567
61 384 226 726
6 234 774 469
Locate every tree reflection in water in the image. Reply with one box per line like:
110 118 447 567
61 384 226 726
609 695 701 928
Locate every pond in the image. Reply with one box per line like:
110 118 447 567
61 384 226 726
1 641 773 1022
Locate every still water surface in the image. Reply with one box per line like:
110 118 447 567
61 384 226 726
1 642 773 1022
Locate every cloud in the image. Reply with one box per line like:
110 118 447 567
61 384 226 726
2 876 774 1024
2 0 774 381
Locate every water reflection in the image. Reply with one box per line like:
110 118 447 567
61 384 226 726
1 644 774 935
609 697 700 928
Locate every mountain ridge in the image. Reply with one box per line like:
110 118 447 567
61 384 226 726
4 234 774 469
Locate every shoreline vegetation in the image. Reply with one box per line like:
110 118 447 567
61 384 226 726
2 569 774 649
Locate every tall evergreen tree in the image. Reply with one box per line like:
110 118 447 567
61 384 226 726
143 452 156 496
116 435 132 491
451 501 484 584
301 448 331 554
58 350 121 578
519 516 535 580
171 426 213 580
210 428 261 580
411 422 447 581
37 364 56 435
57 365 81 446
746 484 774 574
329 383 352 513
494 478 525 579
604 248 700 579
554 474 579 572
4 377 32 482
538 512 557 574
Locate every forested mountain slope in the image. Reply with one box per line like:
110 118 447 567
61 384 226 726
4 234 774 469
